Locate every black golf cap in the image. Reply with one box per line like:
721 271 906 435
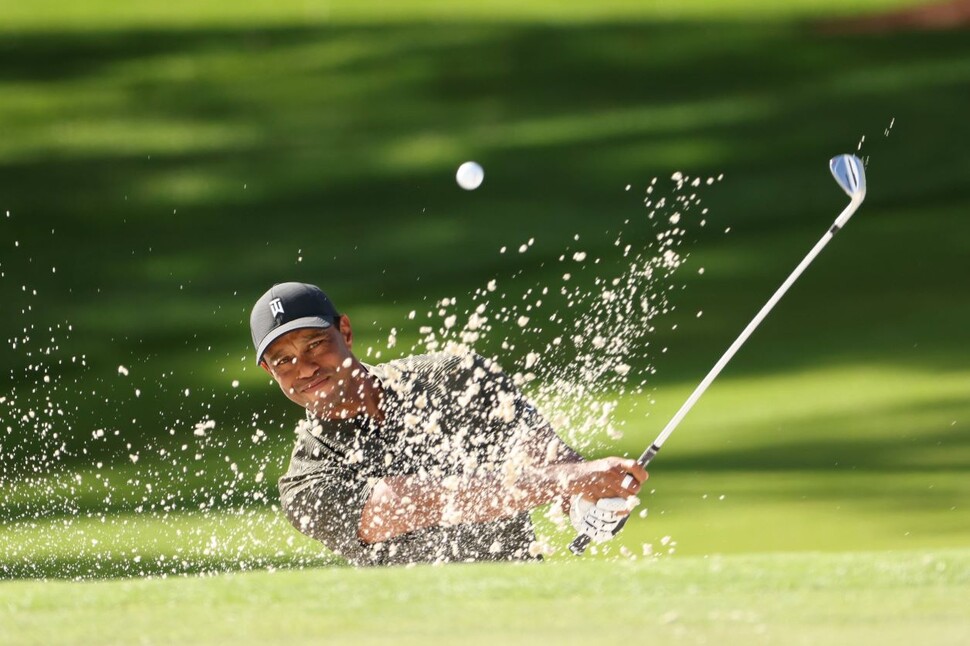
250 282 339 364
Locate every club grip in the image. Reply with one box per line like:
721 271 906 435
569 515 630 555
569 533 592 555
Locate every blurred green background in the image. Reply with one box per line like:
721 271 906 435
1 0 969 580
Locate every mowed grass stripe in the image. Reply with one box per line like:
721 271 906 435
0 0 923 32
1 548 968 645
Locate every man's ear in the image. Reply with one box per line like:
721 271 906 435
338 314 353 348
259 360 273 377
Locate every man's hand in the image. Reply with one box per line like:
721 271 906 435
563 458 646 544
564 457 647 500
569 495 638 544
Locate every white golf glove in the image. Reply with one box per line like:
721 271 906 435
569 494 639 544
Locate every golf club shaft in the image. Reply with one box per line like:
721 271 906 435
570 197 863 555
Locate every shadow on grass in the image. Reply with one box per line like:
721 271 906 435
1 21 966 363
0 552 343 581
2 20 969 578
652 397 970 472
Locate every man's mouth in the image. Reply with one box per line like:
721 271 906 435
301 375 331 393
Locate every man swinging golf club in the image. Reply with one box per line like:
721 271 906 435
251 282 646 566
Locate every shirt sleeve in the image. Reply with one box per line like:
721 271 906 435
470 353 583 465
278 445 381 565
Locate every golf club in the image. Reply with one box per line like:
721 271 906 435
570 154 868 555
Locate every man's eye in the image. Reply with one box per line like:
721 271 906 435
275 357 294 367
308 340 323 350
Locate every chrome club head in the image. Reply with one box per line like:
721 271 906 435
829 154 867 200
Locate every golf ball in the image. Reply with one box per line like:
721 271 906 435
456 161 484 190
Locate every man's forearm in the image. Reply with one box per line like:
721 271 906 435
358 463 576 544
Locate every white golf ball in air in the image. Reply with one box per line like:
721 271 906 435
456 161 484 190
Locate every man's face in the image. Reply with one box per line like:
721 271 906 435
260 317 364 416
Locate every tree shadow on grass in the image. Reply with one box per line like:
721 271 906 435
2 20 969 575
652 396 970 473
2 21 967 365
0 552 343 581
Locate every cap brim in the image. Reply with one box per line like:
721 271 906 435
255 316 333 365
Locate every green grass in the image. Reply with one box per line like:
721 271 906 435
4 363 967 580
1 10 969 646
0 0 925 32
2 1 969 643
2 549 969 645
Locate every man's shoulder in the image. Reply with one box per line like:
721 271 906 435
373 351 513 401
378 351 472 374
375 350 504 384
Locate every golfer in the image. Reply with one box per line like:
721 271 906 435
251 282 646 565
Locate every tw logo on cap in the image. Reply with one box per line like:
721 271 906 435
269 298 285 320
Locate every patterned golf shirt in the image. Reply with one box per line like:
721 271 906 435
278 351 553 565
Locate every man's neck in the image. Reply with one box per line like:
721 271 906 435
357 372 385 422
308 368 385 424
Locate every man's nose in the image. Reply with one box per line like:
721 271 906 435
295 352 319 378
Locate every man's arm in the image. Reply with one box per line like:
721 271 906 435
514 419 584 466
358 457 645 544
